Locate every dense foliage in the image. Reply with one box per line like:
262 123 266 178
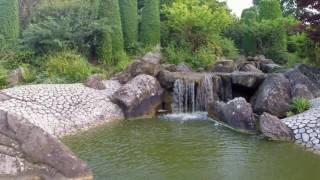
0 0 319 87
161 0 237 68
0 0 20 48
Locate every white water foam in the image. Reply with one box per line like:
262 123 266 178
159 112 210 121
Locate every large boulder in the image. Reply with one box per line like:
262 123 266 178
111 74 163 118
7 68 25 86
83 74 106 90
260 63 283 73
157 70 206 90
296 64 320 87
161 63 193 72
231 72 267 89
285 69 320 99
259 113 294 141
0 111 92 179
251 74 291 118
208 97 257 133
239 64 263 73
142 50 162 64
112 59 160 84
208 59 235 73
112 51 162 84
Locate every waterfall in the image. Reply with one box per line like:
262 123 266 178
172 79 196 113
196 74 214 111
172 74 215 113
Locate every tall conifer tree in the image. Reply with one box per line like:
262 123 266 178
140 0 160 47
98 0 124 63
0 0 20 48
119 0 138 49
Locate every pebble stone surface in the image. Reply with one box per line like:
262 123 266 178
0 80 124 137
283 98 320 152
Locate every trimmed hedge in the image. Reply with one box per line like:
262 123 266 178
0 0 20 48
98 0 124 59
140 0 160 47
259 0 282 20
119 0 138 49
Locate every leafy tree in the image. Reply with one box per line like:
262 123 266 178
98 0 124 57
296 0 320 42
162 0 236 67
0 0 20 48
259 0 282 20
119 0 138 50
140 0 161 47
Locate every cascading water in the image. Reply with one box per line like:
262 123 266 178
172 79 196 113
172 74 215 113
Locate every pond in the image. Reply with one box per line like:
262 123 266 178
63 113 320 180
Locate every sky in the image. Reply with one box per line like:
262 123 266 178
223 0 253 17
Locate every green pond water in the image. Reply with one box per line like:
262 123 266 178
63 114 320 180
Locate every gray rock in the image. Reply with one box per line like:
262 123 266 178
208 97 257 133
260 63 283 73
112 59 161 84
296 64 320 87
83 74 106 90
302 133 310 142
285 68 320 99
161 63 193 73
7 68 25 86
112 74 164 119
259 113 294 141
157 70 206 90
0 110 93 179
251 74 290 118
0 92 10 102
142 50 161 64
239 64 263 73
209 59 235 73
231 72 267 89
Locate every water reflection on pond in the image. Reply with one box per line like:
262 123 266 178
63 114 320 180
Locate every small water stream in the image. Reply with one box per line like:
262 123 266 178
63 114 320 180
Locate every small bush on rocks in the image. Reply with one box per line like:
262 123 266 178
288 97 311 115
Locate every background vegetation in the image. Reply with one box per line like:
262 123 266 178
0 0 319 87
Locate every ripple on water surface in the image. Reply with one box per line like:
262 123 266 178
63 114 320 180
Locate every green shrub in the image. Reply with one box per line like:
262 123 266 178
98 0 124 55
140 0 161 47
119 0 138 49
259 0 282 20
289 97 311 115
20 64 35 83
0 0 20 48
0 66 8 88
162 44 217 69
114 51 131 73
0 49 36 70
46 51 92 83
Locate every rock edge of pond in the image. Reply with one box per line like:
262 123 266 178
2 51 320 178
